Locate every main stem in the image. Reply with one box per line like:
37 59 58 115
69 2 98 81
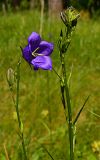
16 61 28 160
61 52 74 160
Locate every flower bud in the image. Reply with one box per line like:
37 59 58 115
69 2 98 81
60 6 80 28
7 68 14 87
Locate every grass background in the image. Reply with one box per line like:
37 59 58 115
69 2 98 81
0 10 100 159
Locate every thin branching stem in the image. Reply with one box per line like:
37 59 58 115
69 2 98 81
15 60 28 160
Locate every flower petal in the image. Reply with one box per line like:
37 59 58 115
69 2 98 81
38 41 54 56
22 45 33 63
28 32 41 52
31 56 52 70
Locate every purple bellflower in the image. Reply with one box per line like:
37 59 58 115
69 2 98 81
22 32 54 70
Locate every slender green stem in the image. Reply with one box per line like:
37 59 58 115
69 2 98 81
64 78 74 160
15 60 28 160
16 60 21 129
60 52 74 160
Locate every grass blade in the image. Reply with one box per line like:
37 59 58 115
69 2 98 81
87 110 100 118
42 145 55 160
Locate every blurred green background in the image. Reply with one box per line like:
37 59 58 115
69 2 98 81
0 0 100 160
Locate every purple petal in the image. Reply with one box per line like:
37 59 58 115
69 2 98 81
38 41 54 56
22 45 33 63
31 56 52 70
28 32 41 52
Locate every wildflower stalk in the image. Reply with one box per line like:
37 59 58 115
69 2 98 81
60 48 74 160
15 59 28 160
58 27 74 160
58 7 80 160
59 49 74 159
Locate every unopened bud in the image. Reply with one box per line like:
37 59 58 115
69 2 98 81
60 7 80 28
7 68 14 87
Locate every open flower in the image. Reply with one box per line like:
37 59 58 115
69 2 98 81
22 32 54 70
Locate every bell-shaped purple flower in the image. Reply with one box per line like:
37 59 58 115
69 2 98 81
22 32 54 70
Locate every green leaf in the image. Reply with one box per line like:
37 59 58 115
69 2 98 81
73 95 90 125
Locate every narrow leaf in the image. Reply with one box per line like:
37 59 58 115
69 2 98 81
73 95 90 125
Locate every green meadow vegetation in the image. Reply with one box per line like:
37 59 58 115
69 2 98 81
0 10 100 159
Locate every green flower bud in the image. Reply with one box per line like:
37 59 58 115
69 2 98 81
7 68 14 87
60 6 80 28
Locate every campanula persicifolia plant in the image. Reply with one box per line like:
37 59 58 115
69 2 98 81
7 6 89 160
